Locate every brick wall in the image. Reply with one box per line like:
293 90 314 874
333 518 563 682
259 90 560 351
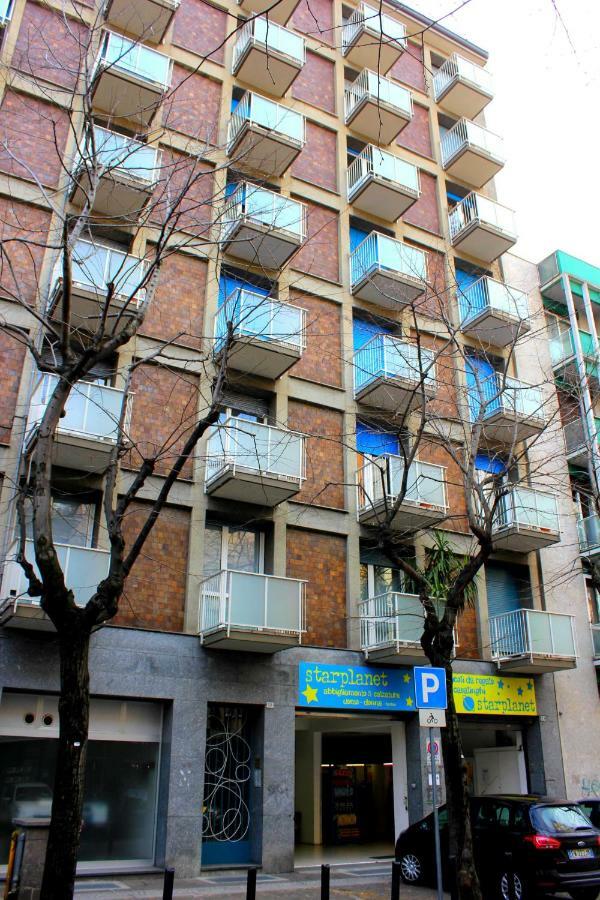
288 289 342 387
163 67 222 144
292 0 333 45
557 389 579 426
0 92 69 188
0 198 52 306
141 252 207 350
286 526 347 646
114 501 190 632
405 171 440 235
419 439 469 534
389 41 426 93
292 51 336 114
126 364 200 479
287 400 345 508
456 606 480 659
172 0 227 64
291 121 337 193
292 201 339 283
13 3 87 90
152 150 214 236
0 330 26 445
396 103 432 159
414 247 447 320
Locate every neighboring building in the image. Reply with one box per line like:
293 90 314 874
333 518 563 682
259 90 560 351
0 0 592 879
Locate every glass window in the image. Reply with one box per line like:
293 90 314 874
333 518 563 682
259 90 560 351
531 804 593 834
495 804 511 828
203 525 263 575
203 525 224 577
25 495 96 547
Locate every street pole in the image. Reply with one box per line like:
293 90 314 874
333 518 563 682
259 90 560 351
429 726 444 900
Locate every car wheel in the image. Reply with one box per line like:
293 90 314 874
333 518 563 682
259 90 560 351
568 890 599 900
398 850 424 885
498 870 528 900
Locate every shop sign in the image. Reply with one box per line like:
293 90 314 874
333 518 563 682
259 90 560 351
453 672 537 716
298 662 415 712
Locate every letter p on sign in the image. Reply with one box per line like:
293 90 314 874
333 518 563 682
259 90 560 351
414 666 447 710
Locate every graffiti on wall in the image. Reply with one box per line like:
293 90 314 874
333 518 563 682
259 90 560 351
580 777 600 797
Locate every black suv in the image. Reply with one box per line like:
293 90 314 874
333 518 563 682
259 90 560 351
395 794 600 899
580 801 600 830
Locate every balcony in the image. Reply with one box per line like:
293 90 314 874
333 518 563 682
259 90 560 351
592 624 600 663
492 486 560 553
0 0 14 26
0 540 109 631
345 70 412 145
214 288 306 379
538 250 600 309
237 0 300 25
440 119 504 189
459 276 530 347
92 31 172 127
354 334 435 412
220 182 306 269
26 374 132 473
433 53 493 119
549 329 599 390
71 126 160 220
47 238 147 331
360 592 428 665
227 92 304 177
347 145 420 221
449 192 517 263
342 3 406 74
563 419 600 468
205 417 305 506
198 569 305 652
357 454 447 531
489 608 577 674
103 0 179 43
232 18 304 97
350 232 426 308
473 375 546 445
577 514 600 558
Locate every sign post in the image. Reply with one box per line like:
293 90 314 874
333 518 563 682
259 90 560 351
415 667 447 900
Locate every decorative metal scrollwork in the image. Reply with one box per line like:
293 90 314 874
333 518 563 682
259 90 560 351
202 708 251 843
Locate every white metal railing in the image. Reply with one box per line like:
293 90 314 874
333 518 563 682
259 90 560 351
350 232 427 290
357 454 447 514
448 192 516 243
215 288 306 354
471 373 545 425
198 569 305 638
459 276 529 328
345 69 412 122
538 252 559 288
97 31 172 87
1 540 110 609
592 623 600 660
359 592 426 649
489 608 576 661
433 53 493 102
493 486 559 535
233 17 305 71
578 514 600 556
347 145 420 201
563 419 600 458
441 118 504 168
353 333 435 393
60 238 148 303
27 373 132 444
343 3 406 55
228 92 305 150
81 125 160 184
221 182 306 245
205 417 305 485
549 329 596 367
0 0 14 25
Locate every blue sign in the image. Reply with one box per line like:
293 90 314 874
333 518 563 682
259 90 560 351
298 662 416 712
414 666 447 710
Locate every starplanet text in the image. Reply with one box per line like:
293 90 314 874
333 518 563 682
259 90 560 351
304 666 390 688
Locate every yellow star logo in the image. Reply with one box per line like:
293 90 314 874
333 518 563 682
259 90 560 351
302 684 319 704
403 673 411 683
405 696 413 707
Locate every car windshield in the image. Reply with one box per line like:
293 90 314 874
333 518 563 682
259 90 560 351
532 805 593 833
16 785 52 801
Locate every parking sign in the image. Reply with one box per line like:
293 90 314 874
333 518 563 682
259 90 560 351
414 666 447 710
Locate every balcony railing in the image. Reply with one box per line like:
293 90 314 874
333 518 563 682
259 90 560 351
592 623 600 660
215 288 306 354
350 232 427 292
228 92 305 150
347 145 420 200
489 608 576 662
433 53 493 103
493 486 559 535
470 373 544 425
357 454 447 514
563 419 600 461
353 334 435 394
233 17 305 70
342 3 407 54
549 329 597 368
206 417 305 484
1 540 110 608
83 125 160 184
459 276 529 329
221 182 306 245
198 569 305 638
449 192 517 243
97 31 172 87
345 69 412 122
63 238 148 303
359 592 425 650
441 118 504 168
0 0 14 25
27 374 132 445
578 514 600 556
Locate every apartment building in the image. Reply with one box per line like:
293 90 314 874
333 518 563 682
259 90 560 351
0 0 590 878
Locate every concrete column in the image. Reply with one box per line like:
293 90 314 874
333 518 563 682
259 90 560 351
262 704 297 872
391 721 408 837
582 281 600 355
405 714 425 822
294 729 322 845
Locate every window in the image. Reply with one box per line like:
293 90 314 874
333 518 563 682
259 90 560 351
25 494 97 548
359 547 415 600
203 524 264 576
356 422 400 457
531 804 592 834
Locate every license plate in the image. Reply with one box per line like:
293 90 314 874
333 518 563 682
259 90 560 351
568 848 594 860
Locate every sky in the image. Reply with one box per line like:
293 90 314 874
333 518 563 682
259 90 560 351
416 0 600 268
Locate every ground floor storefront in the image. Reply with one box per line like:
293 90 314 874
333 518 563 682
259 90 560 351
0 627 566 877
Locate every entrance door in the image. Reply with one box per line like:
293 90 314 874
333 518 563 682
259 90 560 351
473 747 527 795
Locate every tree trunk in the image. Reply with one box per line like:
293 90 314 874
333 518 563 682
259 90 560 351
40 623 90 900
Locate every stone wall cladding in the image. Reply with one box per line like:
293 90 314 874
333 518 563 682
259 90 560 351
0 92 69 188
13 3 88 90
396 103 432 159
292 0 333 45
292 50 336 114
456 606 480 659
0 198 52 306
172 0 227 64
0 330 26 445
291 201 339 283
152 150 214 237
163 67 222 144
141 252 207 350
114 501 190 631
286 527 347 646
288 289 342 388
419 439 469 534
405 171 440 235
287 400 345 509
389 42 426 93
291 121 337 192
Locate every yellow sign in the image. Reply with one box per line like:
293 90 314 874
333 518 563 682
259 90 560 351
453 672 537 716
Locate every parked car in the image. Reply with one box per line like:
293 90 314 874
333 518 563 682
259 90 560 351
395 794 600 899
580 801 600 830
0 782 53 824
